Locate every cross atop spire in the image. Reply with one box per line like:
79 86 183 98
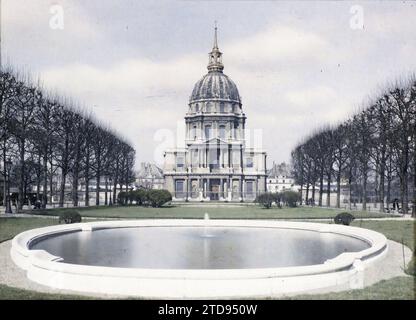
208 22 224 72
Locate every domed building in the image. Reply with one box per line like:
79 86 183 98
163 27 267 201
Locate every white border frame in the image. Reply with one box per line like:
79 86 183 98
10 220 388 298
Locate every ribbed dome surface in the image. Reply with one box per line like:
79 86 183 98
190 71 241 104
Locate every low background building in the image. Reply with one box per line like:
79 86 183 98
267 162 299 193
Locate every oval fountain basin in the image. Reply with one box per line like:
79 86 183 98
11 220 388 298
30 226 370 269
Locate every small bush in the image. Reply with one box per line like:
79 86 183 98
255 193 275 209
146 189 172 207
334 212 355 225
59 210 82 224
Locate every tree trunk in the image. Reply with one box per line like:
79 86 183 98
318 168 324 206
59 171 66 208
362 172 368 211
59 135 69 208
96 166 101 206
42 154 48 209
104 177 108 205
326 175 331 207
18 139 25 211
336 167 341 208
379 153 386 213
379 167 385 213
299 183 303 205
72 169 79 207
72 145 81 207
3 147 7 209
413 150 416 217
36 153 41 203
312 183 316 206
49 159 54 205
85 147 90 207
401 138 410 214
348 177 352 210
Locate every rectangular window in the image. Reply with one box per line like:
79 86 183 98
246 181 254 194
246 157 253 168
175 180 185 198
176 156 184 168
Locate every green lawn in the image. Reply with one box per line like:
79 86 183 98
290 276 414 300
0 210 414 300
351 219 415 276
0 284 92 300
34 204 391 220
0 217 58 243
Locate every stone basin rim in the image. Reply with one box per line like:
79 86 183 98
11 219 388 280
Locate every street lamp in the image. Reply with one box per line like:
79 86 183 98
5 159 12 214
109 177 113 206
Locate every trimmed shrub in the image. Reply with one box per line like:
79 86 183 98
272 192 282 208
281 191 300 208
255 192 275 209
59 210 82 224
146 189 172 207
117 191 128 205
334 212 355 225
130 189 148 206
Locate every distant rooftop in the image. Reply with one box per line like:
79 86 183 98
136 162 164 179
267 162 292 178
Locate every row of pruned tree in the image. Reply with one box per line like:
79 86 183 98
291 76 416 215
0 66 136 211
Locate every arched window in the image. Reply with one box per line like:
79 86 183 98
204 125 212 140
219 125 226 139
195 104 199 113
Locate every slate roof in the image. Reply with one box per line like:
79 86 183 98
267 162 293 179
136 163 164 179
190 71 241 104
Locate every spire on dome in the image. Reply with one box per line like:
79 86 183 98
208 22 224 72
213 21 218 50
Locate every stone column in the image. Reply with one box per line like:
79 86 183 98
239 177 243 202
206 179 210 200
219 179 222 200
185 177 189 201
198 177 203 201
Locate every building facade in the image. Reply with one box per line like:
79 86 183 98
163 28 267 201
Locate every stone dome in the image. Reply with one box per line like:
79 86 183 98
189 71 241 104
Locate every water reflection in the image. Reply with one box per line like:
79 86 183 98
30 227 370 269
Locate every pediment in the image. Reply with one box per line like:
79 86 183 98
204 137 229 144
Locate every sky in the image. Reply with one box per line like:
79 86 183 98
2 0 416 169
